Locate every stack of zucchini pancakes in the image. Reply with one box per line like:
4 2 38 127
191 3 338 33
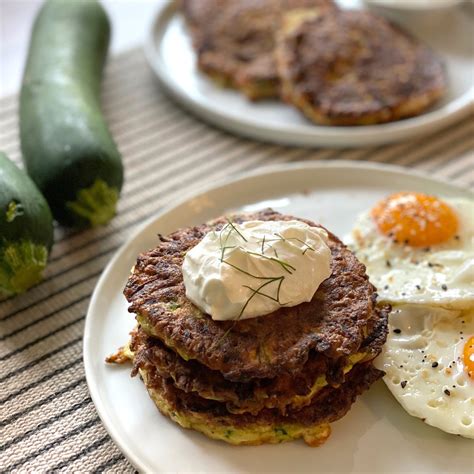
109 210 389 446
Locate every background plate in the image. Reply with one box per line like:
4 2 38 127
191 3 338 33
144 0 474 148
84 162 473 473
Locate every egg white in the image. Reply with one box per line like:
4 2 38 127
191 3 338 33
375 304 474 438
346 198 474 310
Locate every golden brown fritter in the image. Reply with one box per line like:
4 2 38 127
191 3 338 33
275 9 446 125
181 0 336 100
129 306 388 415
124 209 381 382
137 361 383 446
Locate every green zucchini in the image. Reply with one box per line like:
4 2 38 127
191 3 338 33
0 152 54 297
20 0 123 228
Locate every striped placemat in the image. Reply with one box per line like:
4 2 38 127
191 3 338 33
0 47 472 473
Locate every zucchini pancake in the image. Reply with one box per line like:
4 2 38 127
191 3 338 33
275 9 446 125
109 209 389 446
181 0 336 100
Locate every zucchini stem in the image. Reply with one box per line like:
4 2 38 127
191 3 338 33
0 240 48 296
6 201 25 223
66 179 119 227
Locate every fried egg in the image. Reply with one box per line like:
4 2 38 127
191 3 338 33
375 305 473 438
346 194 474 309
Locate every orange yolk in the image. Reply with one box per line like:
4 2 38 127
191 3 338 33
371 192 458 247
463 336 474 380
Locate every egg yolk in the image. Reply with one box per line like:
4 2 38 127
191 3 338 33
463 336 474 380
371 192 458 247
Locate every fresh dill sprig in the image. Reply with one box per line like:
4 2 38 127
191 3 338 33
221 259 273 280
225 217 247 242
215 276 285 346
219 223 235 261
243 250 295 274
242 279 289 306
273 233 315 255
238 277 283 318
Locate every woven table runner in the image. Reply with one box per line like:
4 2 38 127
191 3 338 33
0 47 473 473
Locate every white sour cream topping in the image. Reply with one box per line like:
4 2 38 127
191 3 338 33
182 220 332 321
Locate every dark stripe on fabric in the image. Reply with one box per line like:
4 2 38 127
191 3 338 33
111 106 190 149
0 271 103 322
0 377 86 428
120 120 228 167
7 417 101 471
1 295 89 340
48 435 110 472
38 245 120 286
0 317 84 362
91 454 126 474
403 130 474 169
449 161 474 180
362 120 470 165
0 356 82 404
1 397 92 451
0 336 82 384
102 83 167 117
433 148 473 174
116 144 284 219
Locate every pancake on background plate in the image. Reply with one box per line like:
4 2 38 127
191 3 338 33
181 0 336 100
108 209 389 446
275 9 446 125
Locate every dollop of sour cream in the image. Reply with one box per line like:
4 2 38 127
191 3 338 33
182 220 332 321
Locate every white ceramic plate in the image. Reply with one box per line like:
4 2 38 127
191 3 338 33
144 0 474 148
364 0 464 10
84 162 473 473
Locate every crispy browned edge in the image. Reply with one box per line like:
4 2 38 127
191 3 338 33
128 303 387 415
142 360 383 428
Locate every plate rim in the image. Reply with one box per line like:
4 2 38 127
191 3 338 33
143 1 474 148
363 0 464 10
84 160 472 472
